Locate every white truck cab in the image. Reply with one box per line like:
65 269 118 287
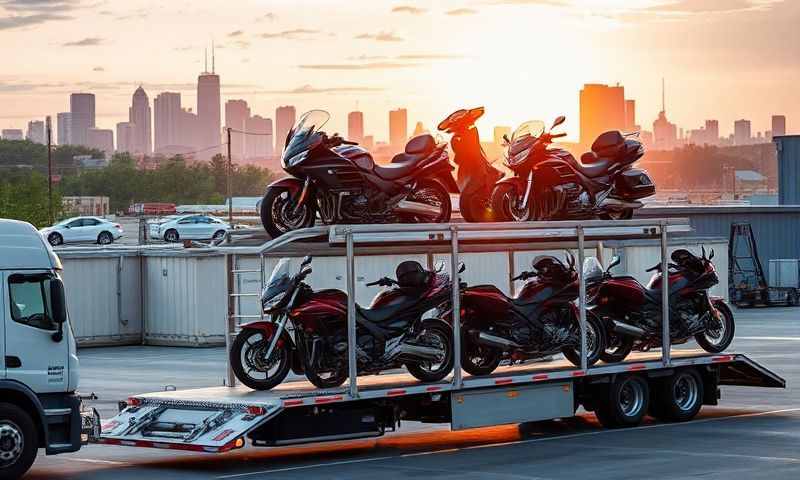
0 219 98 479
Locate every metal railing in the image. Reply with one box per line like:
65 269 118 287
221 218 691 395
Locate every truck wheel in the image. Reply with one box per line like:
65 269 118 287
48 232 63 246
650 368 704 422
594 375 650 428
0 403 38 480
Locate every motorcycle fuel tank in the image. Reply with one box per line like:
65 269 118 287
599 277 647 305
463 285 512 314
292 289 347 321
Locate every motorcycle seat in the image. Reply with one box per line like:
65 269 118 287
570 152 613 178
379 134 437 179
374 159 422 180
356 295 419 324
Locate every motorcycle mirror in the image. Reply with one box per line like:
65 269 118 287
701 245 706 260
565 250 575 268
301 255 312 267
503 134 511 144
551 116 566 130
709 248 715 260
608 255 621 271
434 260 446 273
458 262 466 273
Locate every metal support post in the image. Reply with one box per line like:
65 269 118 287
450 226 462 388
577 226 587 371
225 254 236 387
661 221 671 366
346 230 359 397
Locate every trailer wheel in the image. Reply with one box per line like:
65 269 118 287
594 375 649 428
650 368 704 422
787 290 799 307
0 402 38 480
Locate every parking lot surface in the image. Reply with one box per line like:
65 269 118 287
29 306 800 479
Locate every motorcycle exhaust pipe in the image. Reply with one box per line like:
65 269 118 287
395 342 444 362
611 320 645 338
598 197 643 211
396 200 442 217
477 332 521 349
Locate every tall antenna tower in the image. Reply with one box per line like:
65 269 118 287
212 40 215 74
204 48 208 73
661 77 666 113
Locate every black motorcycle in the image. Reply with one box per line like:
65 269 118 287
230 256 456 390
260 110 459 238
437 107 504 222
492 116 655 221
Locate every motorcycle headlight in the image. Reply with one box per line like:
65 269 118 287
509 147 531 166
284 151 308 168
262 291 286 310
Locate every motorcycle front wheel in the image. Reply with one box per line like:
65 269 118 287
406 320 454 382
562 311 606 367
306 365 348 389
230 329 292 391
600 333 635 363
695 302 735 353
260 186 315 238
461 341 502 376
491 183 529 222
599 209 634 220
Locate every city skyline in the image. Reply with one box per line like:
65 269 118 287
2 0 798 141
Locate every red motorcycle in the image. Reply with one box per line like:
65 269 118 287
586 248 735 363
444 253 606 376
230 256 455 390
438 107 504 222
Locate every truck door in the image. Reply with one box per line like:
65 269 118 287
4 271 69 393
0 273 6 380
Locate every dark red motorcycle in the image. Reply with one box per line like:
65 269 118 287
444 253 606 376
586 248 735 363
230 256 455 390
438 107 504 222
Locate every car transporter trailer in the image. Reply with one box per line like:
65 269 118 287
95 219 784 454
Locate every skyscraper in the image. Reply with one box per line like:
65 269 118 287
389 108 408 151
624 99 636 132
57 112 72 145
129 86 152 155
87 128 114 158
197 46 221 159
225 99 251 160
70 93 95 147
154 92 182 153
26 120 45 144
734 119 751 146
348 111 364 144
579 84 626 147
245 115 272 159
772 115 786 138
116 122 135 153
275 105 296 154
705 120 719 145
179 108 200 153
2 129 23 140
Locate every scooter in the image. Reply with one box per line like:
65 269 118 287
438 107 504 222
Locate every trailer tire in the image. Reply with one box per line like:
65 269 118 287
594 375 650 428
230 329 292 391
0 402 38 480
787 290 799 307
650 368 704 422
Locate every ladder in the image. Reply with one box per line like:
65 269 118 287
728 223 767 302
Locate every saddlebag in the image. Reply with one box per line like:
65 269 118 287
614 168 655 200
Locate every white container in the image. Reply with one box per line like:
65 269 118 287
769 259 800 288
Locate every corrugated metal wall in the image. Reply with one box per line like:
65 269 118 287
638 206 800 276
775 136 800 205
59 254 142 346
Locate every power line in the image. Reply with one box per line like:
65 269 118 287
169 142 228 157
229 128 273 137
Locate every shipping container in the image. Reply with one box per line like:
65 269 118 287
769 259 800 288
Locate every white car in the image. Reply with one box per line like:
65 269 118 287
152 215 231 242
40 216 123 246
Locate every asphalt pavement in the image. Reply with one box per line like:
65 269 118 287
29 306 800 479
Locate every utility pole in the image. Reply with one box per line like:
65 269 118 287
46 116 53 224
227 127 233 225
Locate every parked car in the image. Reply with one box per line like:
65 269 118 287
40 216 123 246
150 214 231 242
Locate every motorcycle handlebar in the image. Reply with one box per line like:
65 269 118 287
367 277 397 287
551 132 567 139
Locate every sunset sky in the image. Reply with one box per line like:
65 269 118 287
2 0 798 141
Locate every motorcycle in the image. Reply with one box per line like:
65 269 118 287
586 247 735 363
437 107 504 222
492 116 655 221
230 256 456 390
442 253 606 376
260 110 459 238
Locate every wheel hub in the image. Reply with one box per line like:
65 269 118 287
619 381 644 416
0 422 23 467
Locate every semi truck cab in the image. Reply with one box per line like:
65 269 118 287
0 219 99 479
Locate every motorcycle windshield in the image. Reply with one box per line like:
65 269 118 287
282 110 330 161
506 120 545 163
262 258 292 303
582 257 604 284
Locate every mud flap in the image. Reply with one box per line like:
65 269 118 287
97 398 282 452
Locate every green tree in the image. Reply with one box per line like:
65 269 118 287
0 170 62 227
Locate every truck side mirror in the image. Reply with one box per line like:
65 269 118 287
50 278 67 342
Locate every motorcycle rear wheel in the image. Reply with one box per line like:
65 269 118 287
695 302 735 353
459 193 494 223
230 329 292 391
406 320 454 382
261 186 315 238
562 312 606 367
405 180 452 224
